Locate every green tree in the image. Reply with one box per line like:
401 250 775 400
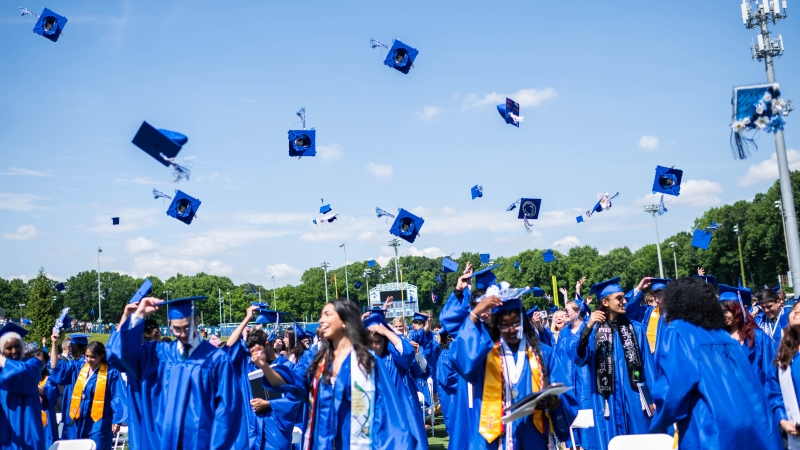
25 268 59 344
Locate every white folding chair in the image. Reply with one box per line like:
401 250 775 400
113 425 129 449
607 434 674 450
292 426 303 444
48 440 97 450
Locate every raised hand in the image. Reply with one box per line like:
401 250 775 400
456 262 474 291
136 297 162 317
587 311 606 328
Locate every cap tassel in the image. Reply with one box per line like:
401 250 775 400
737 291 749 323
159 153 191 182
730 130 758 160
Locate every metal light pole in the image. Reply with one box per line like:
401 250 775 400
18 303 25 321
218 289 223 326
96 247 102 322
227 292 232 323
734 224 748 287
272 276 277 310
669 242 678 278
643 205 665 278
776 200 792 276
389 238 404 318
340 242 350 300
363 269 371 293
163 290 171 320
741 0 800 290
321 262 330 302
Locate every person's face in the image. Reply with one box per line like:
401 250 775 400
144 327 162 342
565 306 579 323
553 311 566 329
653 290 665 308
723 309 735 328
499 312 522 346
301 338 310 348
2 338 22 360
319 303 344 340
273 339 285 351
367 331 388 355
84 349 101 370
393 320 406 334
602 292 627 315
412 321 424 330
789 304 800 328
169 318 192 344
763 300 783 319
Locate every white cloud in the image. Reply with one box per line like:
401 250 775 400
5 274 31 282
2 224 38 240
317 144 343 162
357 231 378 241
131 255 234 278
738 149 800 186
366 162 394 178
240 97 257 104
552 236 581 249
634 179 724 208
462 88 558 109
125 236 157 253
408 247 446 258
0 167 51 177
234 211 309 226
638 135 659 151
0 193 48 211
415 106 442 120
264 263 303 282
113 176 168 186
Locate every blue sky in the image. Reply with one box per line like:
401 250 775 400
0 0 797 286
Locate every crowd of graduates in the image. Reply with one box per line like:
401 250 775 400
2 260 800 450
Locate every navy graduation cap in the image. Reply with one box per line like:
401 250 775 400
367 307 388 317
543 250 555 263
55 282 66 293
652 166 683 196
442 257 459 273
129 278 153 304
372 39 419 74
532 287 545 297
497 98 522 127
471 185 483 200
28 7 67 42
68 333 91 345
480 253 491 264
112 217 120 225
518 198 541 232
132 121 191 181
412 312 429 322
469 264 501 290
693 274 719 287
589 277 624 299
354 281 362 289
719 284 753 308
166 190 201 224
289 108 316 158
649 278 672 291
0 322 28 340
389 208 424 243
320 204 332 214
155 296 207 321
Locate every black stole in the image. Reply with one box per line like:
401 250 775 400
594 314 644 400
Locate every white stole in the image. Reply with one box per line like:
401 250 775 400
779 365 800 450
350 349 376 450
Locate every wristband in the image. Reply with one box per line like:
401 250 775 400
470 312 479 320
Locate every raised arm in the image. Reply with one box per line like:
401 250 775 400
227 305 258 347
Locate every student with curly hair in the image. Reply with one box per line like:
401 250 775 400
650 278 781 449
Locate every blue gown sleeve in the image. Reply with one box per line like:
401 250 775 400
624 289 646 323
537 326 555 348
0 358 42 394
575 294 592 319
767 362 788 423
210 356 246 450
439 288 472 338
649 326 698 433
387 335 415 371
262 364 306 398
42 377 60 406
107 316 159 381
436 350 459 389
569 322 593 367
450 317 493 382
110 369 128 424
542 345 578 441
47 359 78 387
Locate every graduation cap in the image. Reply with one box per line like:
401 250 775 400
320 201 332 215
155 296 207 321
129 278 153 304
363 313 390 331
652 166 683 196
389 208 424 243
532 287 545 297
692 275 719 287
514 261 520 271
354 281 362 289
576 216 584 224
55 283 66 293
589 277 624 299
368 259 376 267
0 322 28 341
24 7 67 42
731 83 787 160
324 214 339 224
526 306 539 318
412 312 429 322
435 274 442 284
166 190 201 224
719 285 753 307
442 257 459 273
367 307 387 317
469 264 501 290
517 198 542 233
690 222 721 250
250 301 270 308
254 309 293 325
471 185 484 200
582 192 619 221
649 278 671 292
112 217 120 225
375 207 396 223
497 97 522 127
68 333 91 345
132 121 191 181
480 253 491 264
371 38 419 74
289 108 316 158
543 250 555 263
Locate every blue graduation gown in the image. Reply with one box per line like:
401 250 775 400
409 328 433 406
736 328 777 386
440 289 471 338
49 360 127 450
40 376 60 449
57 356 84 427
768 352 800 427
435 347 458 435
555 326 591 449
650 320 782 450
291 345 318 450
756 307 791 342
108 316 248 450
0 358 45 450
107 336 162 450
569 320 655 450
306 353 412 450
450 318 577 450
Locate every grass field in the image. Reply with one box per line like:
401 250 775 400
428 423 449 450
88 333 110 345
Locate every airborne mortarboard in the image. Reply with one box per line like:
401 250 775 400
576 216 584 224
589 277 624 299
691 229 713 250
289 108 316 158
497 98 522 127
471 185 484 200
649 278 672 292
320 204 332 215
112 217 120 225
548 304 559 314
718 284 753 308
30 8 67 42
156 296 206 320
132 121 191 181
480 253 491 264
354 281 362 289
389 208 424 243
731 83 786 160
517 198 541 232
129 278 153 304
442 257 459 273
376 39 419 74
543 250 555 263
166 190 201 225
68 333 91 345
469 264 501 290
514 261 520 270
55 283 66 293
652 166 683 196
0 322 28 340
368 259 376 267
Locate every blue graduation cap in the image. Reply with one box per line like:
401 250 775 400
289 129 316 157
379 39 419 74
61 315 72 330
354 281 362 289
719 284 753 308
166 190 201 225
731 83 786 160
254 309 293 325
367 307 387 317
589 277 624 299
363 313 390 330
543 250 555 263
652 166 683 196
526 306 539 318
471 185 484 200
112 217 120 225
469 264 501 290
576 216 584 224
31 8 67 42
156 296 207 320
129 278 153 304
532 287 545 297
320 204 332 215
412 312 429 322
368 259 376 267
480 253 491 264
548 304 559 314
250 302 270 308
132 121 190 180
442 257 459 273
514 261 520 269
497 98 521 127
692 275 719 287
518 198 541 232
0 322 28 340
68 333 91 345
55 283 66 293
649 278 671 291
389 208 424 243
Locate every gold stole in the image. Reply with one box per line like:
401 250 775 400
479 343 546 442
646 307 660 353
69 363 108 422
39 376 48 426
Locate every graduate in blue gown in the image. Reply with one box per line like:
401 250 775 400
623 278 671 360
55 334 88 432
556 297 592 450
435 330 458 435
449 282 576 450
569 277 655 450
754 287 791 343
650 277 782 449
0 323 45 450
108 296 248 450
49 337 127 450
287 298 411 449
720 295 776 385
768 301 800 446
32 349 60 449
409 312 434 408
364 312 428 449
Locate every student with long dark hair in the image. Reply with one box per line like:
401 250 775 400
720 294 776 386
0 323 45 450
651 278 781 449
770 302 800 447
